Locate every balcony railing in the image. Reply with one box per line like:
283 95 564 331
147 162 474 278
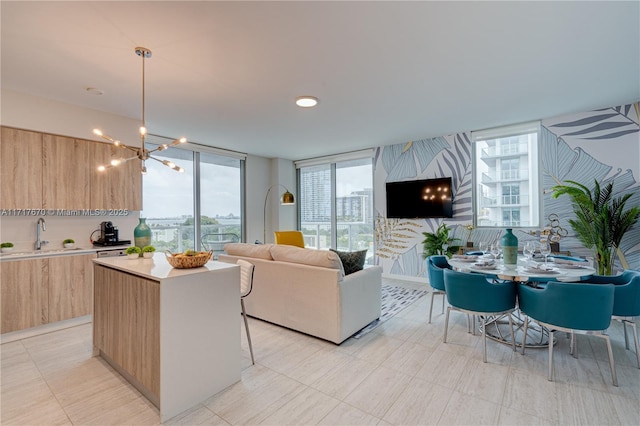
480 142 528 158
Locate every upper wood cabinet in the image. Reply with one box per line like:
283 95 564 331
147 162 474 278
42 134 91 209
0 127 43 209
0 126 142 210
90 142 142 210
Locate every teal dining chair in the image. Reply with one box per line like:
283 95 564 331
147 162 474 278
518 282 617 386
426 255 450 324
583 270 640 368
443 269 517 362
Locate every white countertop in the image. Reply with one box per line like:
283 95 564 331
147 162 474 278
0 244 131 261
92 252 238 280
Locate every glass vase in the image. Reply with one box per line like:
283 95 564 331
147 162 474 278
501 228 518 266
134 218 151 250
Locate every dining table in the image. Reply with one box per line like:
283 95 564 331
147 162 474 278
446 254 596 348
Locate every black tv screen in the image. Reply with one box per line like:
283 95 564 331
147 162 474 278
386 177 454 218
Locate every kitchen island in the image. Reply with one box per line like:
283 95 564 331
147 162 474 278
93 253 240 422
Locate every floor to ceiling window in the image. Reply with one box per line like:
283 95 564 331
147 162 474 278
296 152 375 263
472 122 541 228
141 136 245 253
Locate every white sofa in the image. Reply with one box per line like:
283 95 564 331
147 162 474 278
218 243 382 344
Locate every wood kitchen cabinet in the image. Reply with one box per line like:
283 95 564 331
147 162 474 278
1 258 48 333
48 254 94 323
0 127 43 209
0 126 142 210
90 141 142 210
1 253 95 334
42 134 91 209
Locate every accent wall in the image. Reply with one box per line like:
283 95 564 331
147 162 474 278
374 102 640 278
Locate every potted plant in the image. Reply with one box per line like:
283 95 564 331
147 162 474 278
552 179 640 275
142 245 156 259
422 223 460 258
1 242 14 253
125 246 142 259
63 238 75 249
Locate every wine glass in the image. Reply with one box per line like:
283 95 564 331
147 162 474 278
478 242 488 257
490 242 501 260
539 239 551 264
523 241 533 261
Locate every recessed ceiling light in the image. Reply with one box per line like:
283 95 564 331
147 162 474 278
86 87 104 95
295 96 318 108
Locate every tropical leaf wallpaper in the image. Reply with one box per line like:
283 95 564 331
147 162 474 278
374 102 640 278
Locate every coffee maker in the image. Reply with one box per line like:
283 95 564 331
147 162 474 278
94 221 129 246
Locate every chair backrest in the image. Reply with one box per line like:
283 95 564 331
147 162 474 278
518 281 614 331
274 230 305 248
585 269 640 285
237 259 255 298
443 269 517 313
202 233 240 257
612 274 640 317
549 254 588 263
426 255 449 291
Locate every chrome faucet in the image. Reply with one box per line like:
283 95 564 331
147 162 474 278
35 217 49 250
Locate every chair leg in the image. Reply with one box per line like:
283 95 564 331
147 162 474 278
623 320 630 350
241 299 255 365
508 314 516 353
601 332 618 386
522 316 529 355
441 293 445 314
481 316 487 363
548 330 554 382
443 306 451 343
429 293 436 324
625 320 640 369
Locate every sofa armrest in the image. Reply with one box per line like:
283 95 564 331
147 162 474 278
339 266 383 340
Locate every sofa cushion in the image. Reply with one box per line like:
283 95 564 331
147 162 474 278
224 243 273 260
330 249 368 275
270 245 344 278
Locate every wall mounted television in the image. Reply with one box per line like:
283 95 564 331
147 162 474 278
386 177 454 218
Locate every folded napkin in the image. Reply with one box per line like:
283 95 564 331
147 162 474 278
475 259 495 267
526 261 554 271
552 258 586 266
453 254 478 260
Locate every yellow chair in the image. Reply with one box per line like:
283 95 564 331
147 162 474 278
274 231 305 248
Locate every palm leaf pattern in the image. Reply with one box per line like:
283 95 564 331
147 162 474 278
541 103 640 269
548 103 639 140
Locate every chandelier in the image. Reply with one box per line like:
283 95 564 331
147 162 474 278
93 47 186 174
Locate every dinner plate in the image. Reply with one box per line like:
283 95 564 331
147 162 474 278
556 264 588 269
455 258 478 263
472 264 499 270
524 267 559 274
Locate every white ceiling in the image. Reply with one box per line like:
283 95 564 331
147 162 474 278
2 1 638 161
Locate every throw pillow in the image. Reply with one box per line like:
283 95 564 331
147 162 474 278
330 249 367 275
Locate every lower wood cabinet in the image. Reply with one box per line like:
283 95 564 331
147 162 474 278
0 254 95 334
1 258 48 333
48 254 94 323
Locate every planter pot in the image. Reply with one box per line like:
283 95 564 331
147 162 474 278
64 243 76 249
143 252 154 259
1 247 14 253
127 253 140 260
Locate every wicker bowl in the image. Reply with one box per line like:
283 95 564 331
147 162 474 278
164 250 213 269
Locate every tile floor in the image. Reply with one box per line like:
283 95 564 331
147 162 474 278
2 278 639 425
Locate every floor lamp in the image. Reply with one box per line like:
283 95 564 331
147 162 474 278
263 185 295 243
